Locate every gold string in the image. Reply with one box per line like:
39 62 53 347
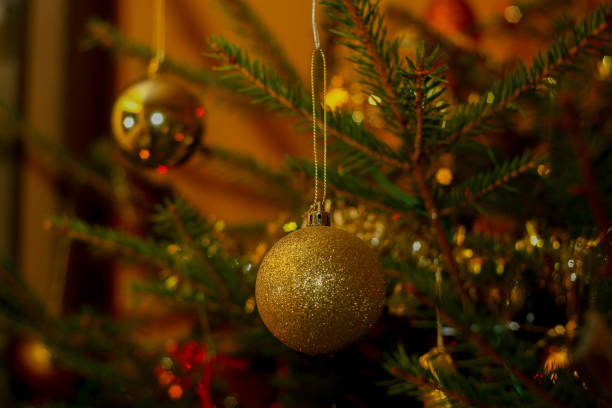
311 48 327 206
148 0 166 76
435 267 444 348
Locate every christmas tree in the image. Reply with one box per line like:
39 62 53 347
1 0 612 406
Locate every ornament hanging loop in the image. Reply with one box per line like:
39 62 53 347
310 48 328 208
148 0 166 76
306 201 330 226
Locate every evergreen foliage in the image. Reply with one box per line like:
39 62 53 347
1 1 612 407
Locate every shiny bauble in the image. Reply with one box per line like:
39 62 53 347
111 78 204 168
10 337 76 397
255 226 386 355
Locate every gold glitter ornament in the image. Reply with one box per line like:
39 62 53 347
255 208 386 355
111 78 204 168
256 11 385 355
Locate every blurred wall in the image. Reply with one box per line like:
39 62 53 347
18 0 69 311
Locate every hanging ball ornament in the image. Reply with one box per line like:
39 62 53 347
111 78 204 168
255 205 386 355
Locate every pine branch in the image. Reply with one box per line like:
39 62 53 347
407 54 468 307
402 282 569 408
48 217 173 270
207 35 407 169
217 0 300 82
414 164 468 309
204 146 302 206
330 186 407 216
388 366 494 408
440 152 541 215
326 0 408 136
564 101 612 276
0 103 117 201
86 19 214 86
412 64 426 162
167 204 232 300
437 3 612 152
288 158 418 211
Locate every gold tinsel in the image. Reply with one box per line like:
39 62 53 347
544 346 571 374
255 226 386 355
419 347 455 408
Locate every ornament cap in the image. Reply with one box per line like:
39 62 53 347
306 202 330 226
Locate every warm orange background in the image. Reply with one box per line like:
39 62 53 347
113 0 550 224
18 0 597 312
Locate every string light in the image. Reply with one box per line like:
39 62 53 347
325 87 349 109
168 384 183 399
139 149 151 160
122 115 136 130
150 112 164 125
504 6 522 23
435 168 453 185
352 110 364 123
282 221 298 232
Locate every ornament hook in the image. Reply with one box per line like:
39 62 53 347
311 49 327 206
312 0 321 49
148 0 166 76
306 201 330 227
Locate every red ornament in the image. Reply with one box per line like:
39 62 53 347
155 340 248 407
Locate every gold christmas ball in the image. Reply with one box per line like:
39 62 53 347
255 225 386 355
111 78 204 168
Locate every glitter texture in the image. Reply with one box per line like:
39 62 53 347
255 226 386 355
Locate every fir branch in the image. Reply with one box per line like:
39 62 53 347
440 152 541 215
48 217 173 270
0 260 48 327
402 282 569 408
167 204 232 300
85 19 214 85
217 0 300 82
331 186 407 216
414 164 468 308
0 103 117 201
409 56 468 307
438 3 612 151
564 101 612 276
204 146 302 206
412 65 426 162
288 158 418 211
207 35 407 169
326 0 408 136
388 366 494 408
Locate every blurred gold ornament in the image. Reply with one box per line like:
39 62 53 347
19 339 53 376
598 55 611 79
419 347 455 407
111 78 204 168
255 221 386 355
